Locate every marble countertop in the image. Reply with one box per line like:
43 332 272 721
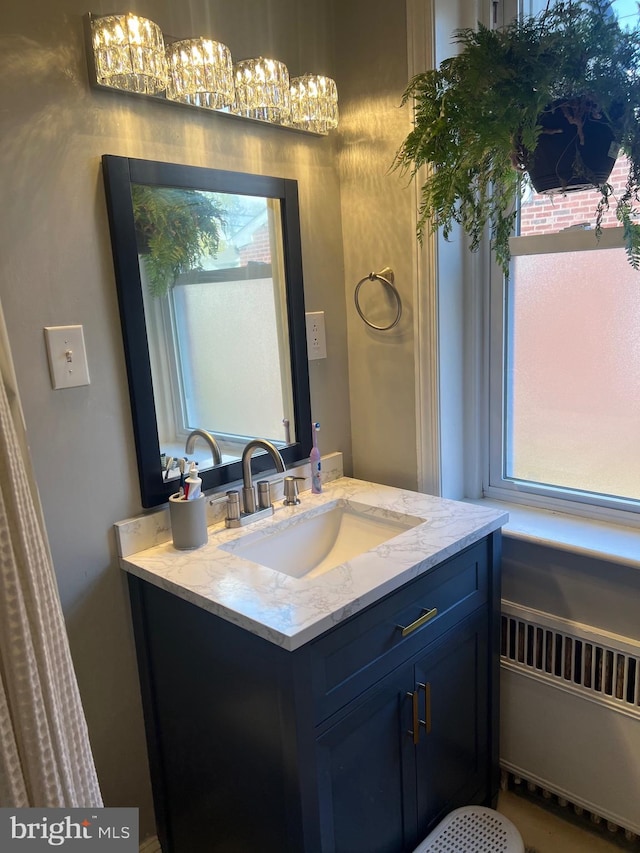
121 477 508 650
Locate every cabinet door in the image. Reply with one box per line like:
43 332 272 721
414 611 489 841
315 663 417 853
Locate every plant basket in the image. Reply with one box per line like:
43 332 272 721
527 99 618 194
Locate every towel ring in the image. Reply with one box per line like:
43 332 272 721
354 267 402 331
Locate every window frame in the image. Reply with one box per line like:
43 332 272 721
485 224 640 526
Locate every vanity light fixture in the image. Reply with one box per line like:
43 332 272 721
289 74 339 135
90 13 168 95
86 14 338 133
233 57 290 123
166 37 234 110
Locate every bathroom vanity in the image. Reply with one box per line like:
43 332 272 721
121 478 507 853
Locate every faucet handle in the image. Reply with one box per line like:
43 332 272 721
256 480 272 510
283 475 304 506
226 490 241 522
209 490 241 523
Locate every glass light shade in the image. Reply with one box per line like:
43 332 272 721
166 38 234 110
233 57 290 123
289 75 338 134
91 14 168 95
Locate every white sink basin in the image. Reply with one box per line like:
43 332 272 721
221 499 424 579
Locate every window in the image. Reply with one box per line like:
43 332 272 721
488 225 640 515
487 1 640 520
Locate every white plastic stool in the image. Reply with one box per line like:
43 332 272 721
412 805 525 853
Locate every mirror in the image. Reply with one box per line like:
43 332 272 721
102 155 312 508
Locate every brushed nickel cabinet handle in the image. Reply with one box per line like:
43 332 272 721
398 607 438 638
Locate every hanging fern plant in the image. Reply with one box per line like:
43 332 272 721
394 0 640 276
132 185 226 297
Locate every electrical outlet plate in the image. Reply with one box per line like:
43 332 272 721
305 311 327 360
44 325 91 389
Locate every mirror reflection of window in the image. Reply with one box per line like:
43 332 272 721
136 186 295 471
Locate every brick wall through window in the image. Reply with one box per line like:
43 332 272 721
520 156 629 236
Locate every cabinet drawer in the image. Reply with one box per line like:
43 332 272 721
310 540 488 722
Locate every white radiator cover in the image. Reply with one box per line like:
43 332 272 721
500 600 640 836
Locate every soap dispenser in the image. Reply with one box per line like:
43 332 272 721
283 476 304 505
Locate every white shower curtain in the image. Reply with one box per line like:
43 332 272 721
0 300 102 807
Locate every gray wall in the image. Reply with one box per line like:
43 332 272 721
503 538 640 642
333 0 421 491
0 0 356 837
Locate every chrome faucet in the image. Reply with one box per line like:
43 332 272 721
185 429 223 466
241 438 286 515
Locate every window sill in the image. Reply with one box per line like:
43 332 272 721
465 498 640 570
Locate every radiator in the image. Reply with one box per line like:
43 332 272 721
500 600 640 840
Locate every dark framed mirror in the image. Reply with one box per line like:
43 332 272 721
102 155 312 508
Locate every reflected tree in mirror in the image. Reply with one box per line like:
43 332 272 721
132 185 225 297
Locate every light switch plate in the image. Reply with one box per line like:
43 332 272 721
44 325 91 389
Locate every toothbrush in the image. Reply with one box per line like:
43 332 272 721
310 422 322 494
179 458 186 497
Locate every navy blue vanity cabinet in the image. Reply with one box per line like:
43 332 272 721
128 531 501 853
314 610 488 852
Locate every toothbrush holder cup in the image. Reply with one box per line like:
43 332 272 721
169 493 208 550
